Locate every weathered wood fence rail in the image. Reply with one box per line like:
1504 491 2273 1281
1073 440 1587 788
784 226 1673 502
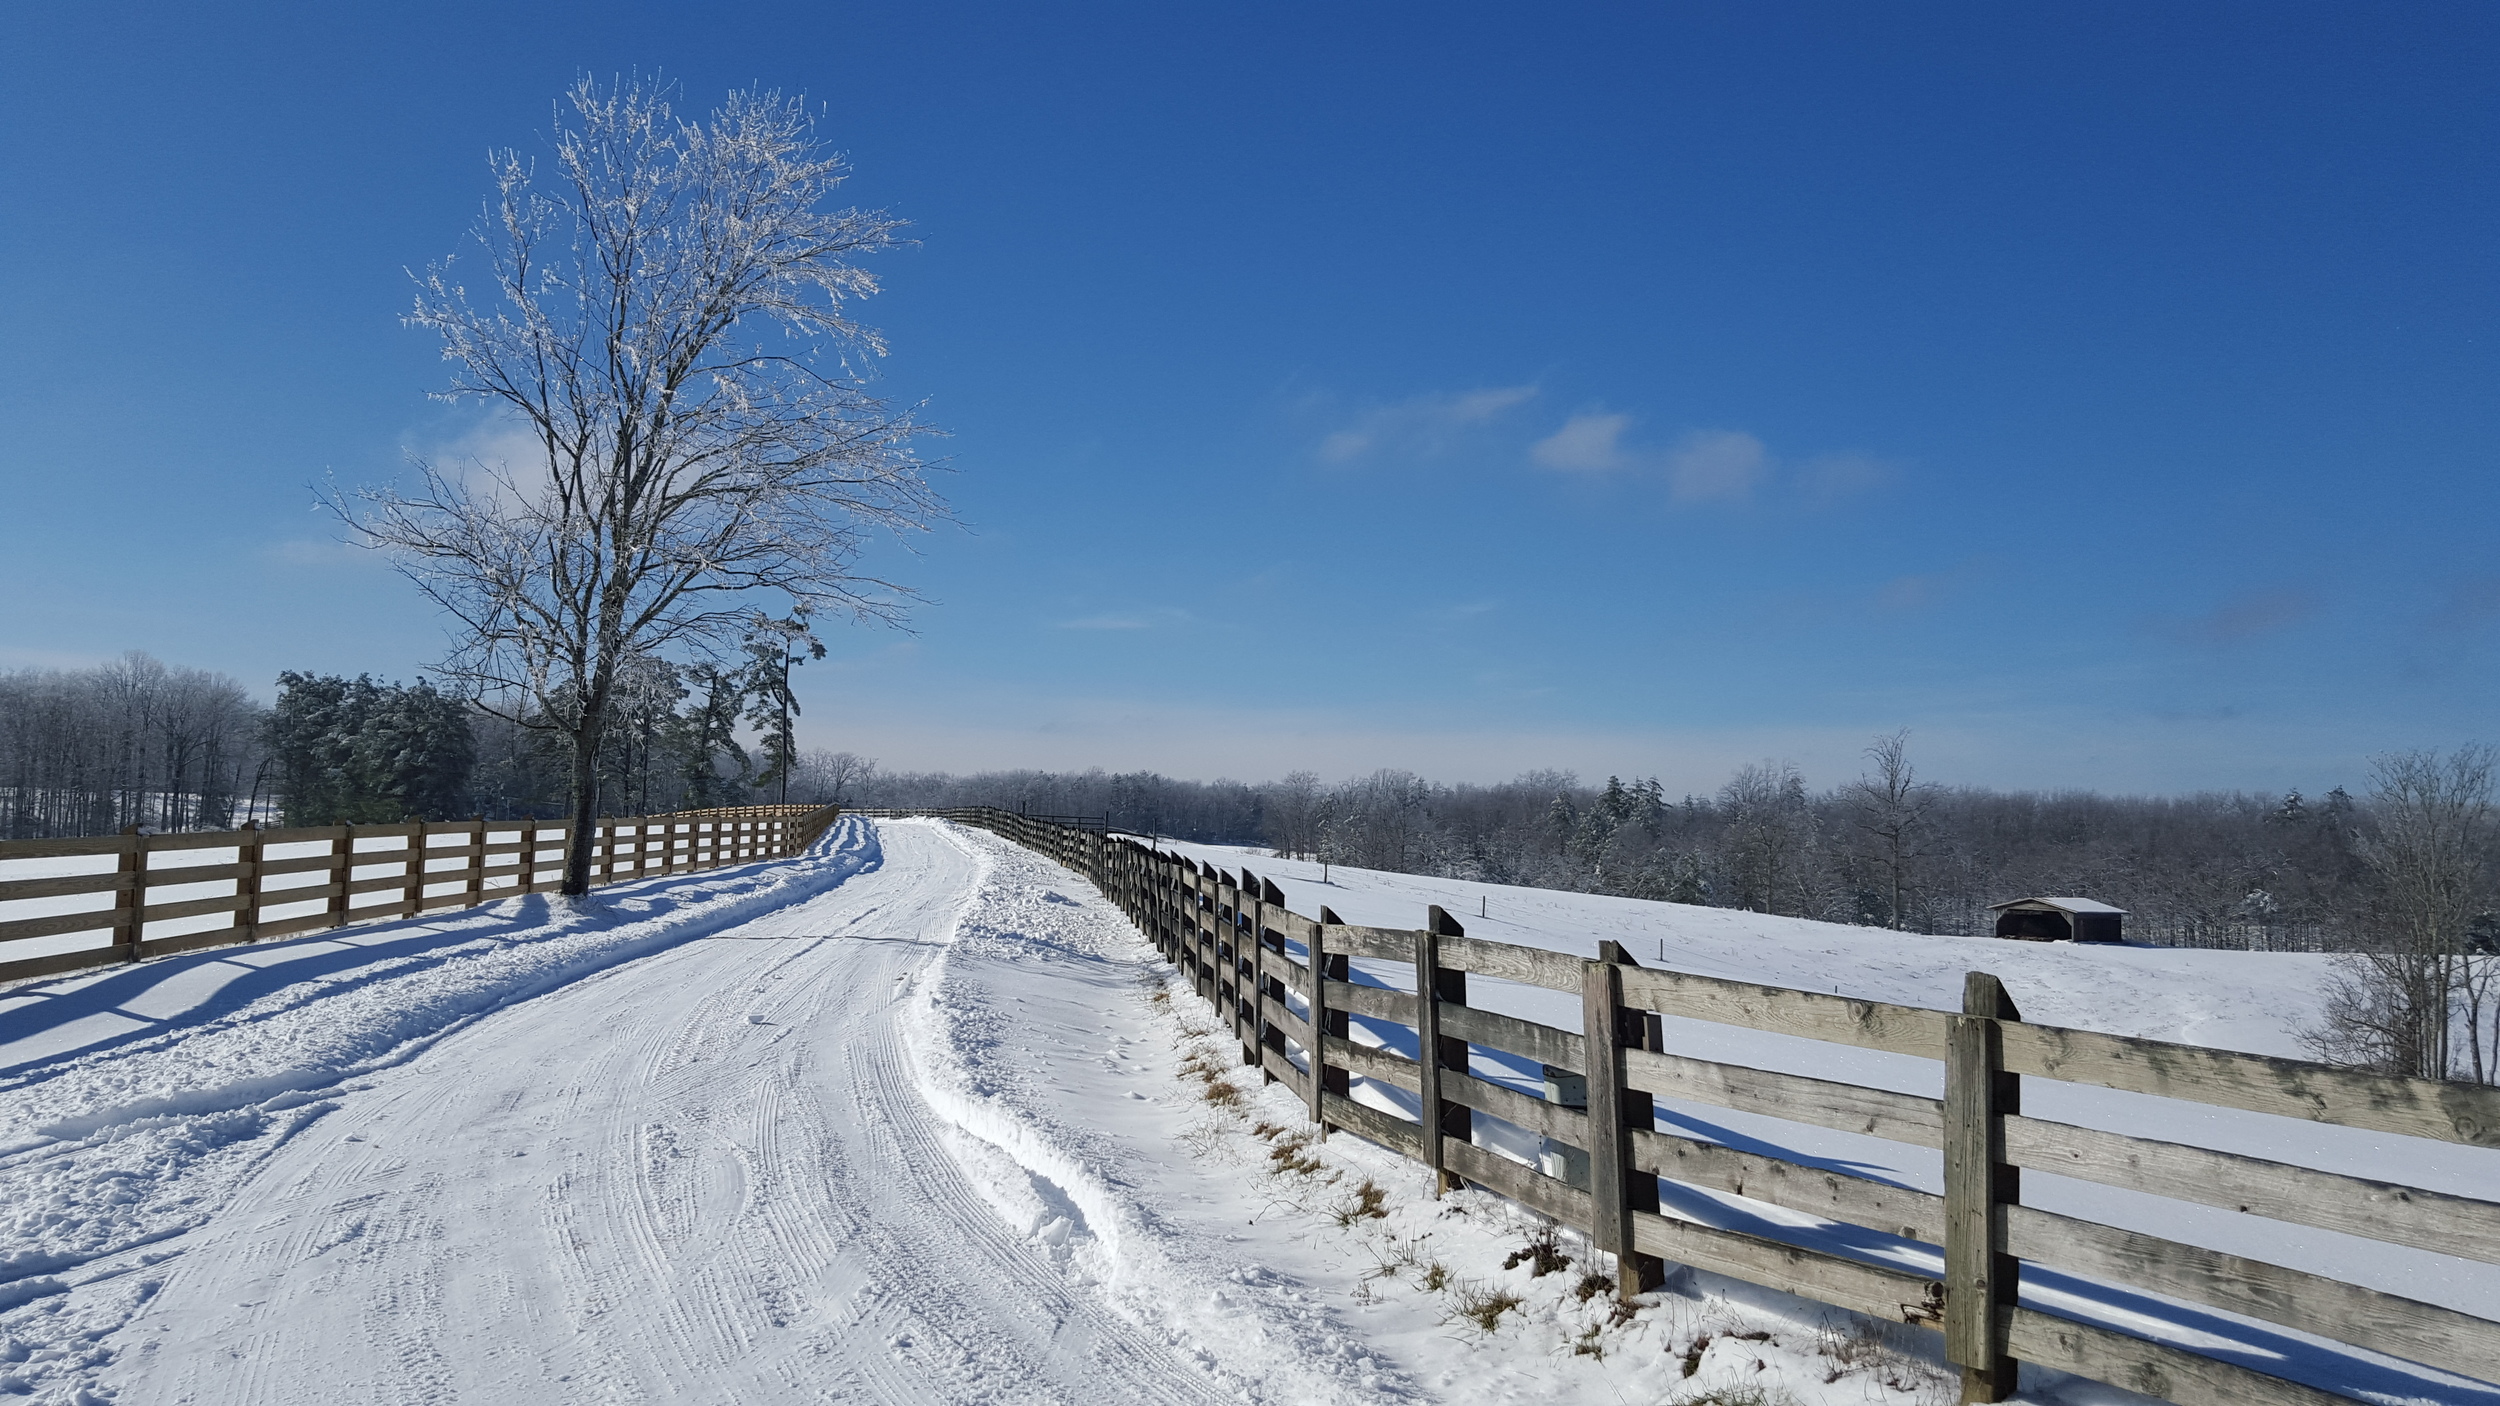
858 806 2500 1406
0 803 843 986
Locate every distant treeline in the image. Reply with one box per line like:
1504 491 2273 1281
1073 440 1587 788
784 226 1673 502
0 654 855 836
840 749 2482 956
0 653 263 836
5 658 2483 963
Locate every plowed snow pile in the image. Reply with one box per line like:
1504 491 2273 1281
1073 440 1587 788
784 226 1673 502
0 817 2492 1404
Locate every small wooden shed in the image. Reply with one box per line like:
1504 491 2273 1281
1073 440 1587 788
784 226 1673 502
1988 896 2125 943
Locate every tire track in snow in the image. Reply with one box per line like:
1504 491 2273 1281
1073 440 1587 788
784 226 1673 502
101 820 1243 1404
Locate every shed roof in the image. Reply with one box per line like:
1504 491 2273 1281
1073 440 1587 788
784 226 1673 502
1987 896 2128 916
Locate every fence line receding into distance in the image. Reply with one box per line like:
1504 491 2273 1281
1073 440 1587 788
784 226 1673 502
0 804 843 986
854 805 2500 1406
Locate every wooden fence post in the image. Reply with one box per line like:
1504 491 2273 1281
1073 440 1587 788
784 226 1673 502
1252 876 1292 1084
114 825 149 961
1223 868 1254 1066
401 820 427 917
1946 971 2024 1403
237 820 264 942
324 826 352 930
1192 862 1215 1000
1313 906 1352 1137
1159 854 1177 968
1158 851 1175 962
1582 958 1630 1280
1240 868 1268 1075
465 818 486 907
1415 905 1472 1196
1582 941 1668 1297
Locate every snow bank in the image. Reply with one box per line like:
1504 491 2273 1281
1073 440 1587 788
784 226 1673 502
892 821 2022 1404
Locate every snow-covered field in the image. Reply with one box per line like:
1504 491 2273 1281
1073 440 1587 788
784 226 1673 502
0 819 2490 1404
1142 837 2500 1404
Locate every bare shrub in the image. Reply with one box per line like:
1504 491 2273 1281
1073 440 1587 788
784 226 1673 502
1362 1235 1432 1282
1327 1179 1390 1226
1813 1317 1952 1400
1443 1280 1524 1334
1264 1131 1325 1177
1501 1222 1571 1277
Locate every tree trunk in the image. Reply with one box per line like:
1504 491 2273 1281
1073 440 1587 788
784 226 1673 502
564 721 604 896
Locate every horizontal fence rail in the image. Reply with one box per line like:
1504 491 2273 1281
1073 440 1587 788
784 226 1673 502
0 803 843 987
858 805 2500 1406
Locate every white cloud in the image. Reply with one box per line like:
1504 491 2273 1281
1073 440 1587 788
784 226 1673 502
403 408 554 505
1529 415 1898 511
1315 385 1538 464
1529 412 1633 472
1795 451 1892 506
1665 429 1768 503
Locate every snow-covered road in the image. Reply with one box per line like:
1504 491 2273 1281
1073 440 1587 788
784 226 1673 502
101 821 1235 1405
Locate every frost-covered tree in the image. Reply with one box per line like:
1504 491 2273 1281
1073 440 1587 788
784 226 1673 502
741 611 825 805
0 654 263 837
1264 770 1324 860
1847 730 1936 930
2306 747 2496 1080
1720 761 1818 915
677 663 752 809
341 75 947 893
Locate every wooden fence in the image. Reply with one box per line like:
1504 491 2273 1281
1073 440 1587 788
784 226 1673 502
0 803 843 987
859 806 2500 1406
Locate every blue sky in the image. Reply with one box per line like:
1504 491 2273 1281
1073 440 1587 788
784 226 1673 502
2 3 2494 795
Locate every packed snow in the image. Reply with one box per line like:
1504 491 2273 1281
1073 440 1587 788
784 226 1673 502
0 818 2490 1403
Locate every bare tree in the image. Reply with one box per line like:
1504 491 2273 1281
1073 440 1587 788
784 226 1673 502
1848 730 1936 930
1264 770 1324 859
803 750 877 807
2305 747 2495 1080
1720 761 1818 916
342 75 948 893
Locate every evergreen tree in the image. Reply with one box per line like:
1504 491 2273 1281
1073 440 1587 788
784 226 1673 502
677 665 751 808
266 673 473 824
741 612 827 805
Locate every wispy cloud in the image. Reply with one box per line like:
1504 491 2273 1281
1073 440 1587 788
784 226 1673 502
401 408 554 505
1316 385 1538 464
2166 588 2321 646
1528 412 1632 472
1530 415 1777 505
1664 430 1768 503
1795 451 1893 507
